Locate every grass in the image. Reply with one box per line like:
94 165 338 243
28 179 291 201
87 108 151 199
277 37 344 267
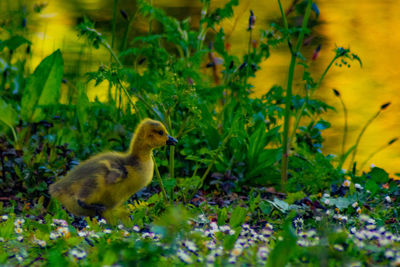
1 175 400 266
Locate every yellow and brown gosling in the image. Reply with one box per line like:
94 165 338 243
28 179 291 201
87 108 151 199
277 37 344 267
49 118 177 223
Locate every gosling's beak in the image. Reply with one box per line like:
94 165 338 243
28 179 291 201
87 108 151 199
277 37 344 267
166 135 178 146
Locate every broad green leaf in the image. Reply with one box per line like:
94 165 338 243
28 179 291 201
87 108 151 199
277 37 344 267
0 97 18 131
259 200 272 215
47 248 69 267
222 230 240 250
369 167 389 184
217 208 228 226
329 197 352 211
266 222 297 267
267 198 289 213
21 49 64 122
365 180 379 196
229 206 247 228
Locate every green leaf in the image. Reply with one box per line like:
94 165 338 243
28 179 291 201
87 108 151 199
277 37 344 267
259 200 272 215
329 197 352 211
21 49 64 122
267 198 289 213
47 248 69 267
102 250 118 265
365 180 379 196
222 230 240 250
0 97 18 131
0 214 15 238
229 206 247 228
0 35 31 51
266 222 297 267
217 208 228 226
369 167 389 184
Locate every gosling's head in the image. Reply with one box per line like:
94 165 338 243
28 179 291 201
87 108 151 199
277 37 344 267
135 118 178 149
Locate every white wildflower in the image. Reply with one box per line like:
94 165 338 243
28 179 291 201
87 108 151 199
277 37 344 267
342 180 351 187
70 248 87 259
183 240 197 252
49 232 58 240
231 247 243 257
121 230 130 237
177 249 193 264
78 231 88 237
14 218 25 227
228 256 237 264
206 253 215 263
333 244 344 251
354 183 363 189
36 239 46 248
257 246 269 260
385 250 395 259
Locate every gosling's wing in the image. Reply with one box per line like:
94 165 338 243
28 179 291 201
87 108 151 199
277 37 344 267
98 158 128 184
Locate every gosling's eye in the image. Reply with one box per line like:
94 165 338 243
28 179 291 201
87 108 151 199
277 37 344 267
158 130 164 136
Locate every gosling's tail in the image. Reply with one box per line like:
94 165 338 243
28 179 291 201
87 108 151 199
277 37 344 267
49 181 62 198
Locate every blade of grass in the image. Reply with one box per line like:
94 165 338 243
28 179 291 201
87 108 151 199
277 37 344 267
348 102 390 170
359 137 398 170
152 155 169 203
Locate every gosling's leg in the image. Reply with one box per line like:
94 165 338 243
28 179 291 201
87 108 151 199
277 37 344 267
77 199 106 217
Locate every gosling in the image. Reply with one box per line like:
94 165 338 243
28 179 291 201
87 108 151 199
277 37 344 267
49 118 177 221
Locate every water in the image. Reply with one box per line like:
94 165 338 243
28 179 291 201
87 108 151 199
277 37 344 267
16 0 400 176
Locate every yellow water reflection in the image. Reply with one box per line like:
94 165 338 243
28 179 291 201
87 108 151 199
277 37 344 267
26 0 399 176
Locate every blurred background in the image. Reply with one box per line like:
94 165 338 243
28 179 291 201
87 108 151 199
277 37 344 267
1 0 399 176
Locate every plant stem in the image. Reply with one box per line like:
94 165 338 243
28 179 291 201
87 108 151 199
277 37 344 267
338 95 348 158
117 81 139 112
280 0 313 191
169 146 175 179
1 119 18 145
111 0 118 50
246 29 252 82
164 115 175 179
348 110 381 170
197 4 208 51
152 155 168 203
277 0 289 30
102 40 123 67
288 55 339 145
